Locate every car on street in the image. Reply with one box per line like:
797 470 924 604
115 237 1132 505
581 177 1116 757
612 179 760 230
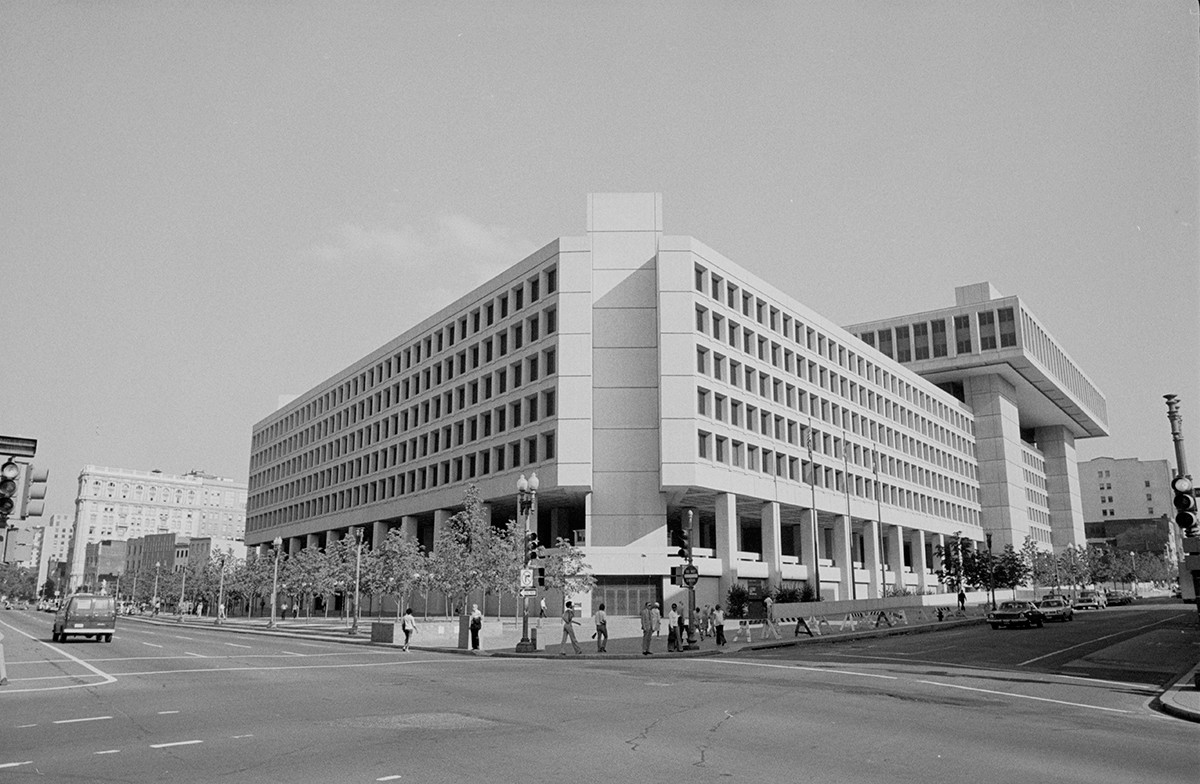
987 600 1045 629
1106 590 1135 606
1074 590 1106 610
51 593 116 643
1036 597 1074 622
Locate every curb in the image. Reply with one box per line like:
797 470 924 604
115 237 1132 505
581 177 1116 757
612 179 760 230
1155 665 1200 723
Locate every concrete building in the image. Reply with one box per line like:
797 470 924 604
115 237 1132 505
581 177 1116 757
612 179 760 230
246 193 1105 614
82 539 127 594
33 513 73 596
67 465 247 591
1080 457 1181 562
846 282 1108 552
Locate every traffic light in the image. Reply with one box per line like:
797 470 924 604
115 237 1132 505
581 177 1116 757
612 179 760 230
676 529 692 561
21 465 48 518
0 460 19 518
525 532 540 565
534 566 546 587
670 566 682 586
1171 475 1199 537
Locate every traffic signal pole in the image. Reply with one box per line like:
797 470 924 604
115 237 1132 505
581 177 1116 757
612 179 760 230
1165 394 1190 479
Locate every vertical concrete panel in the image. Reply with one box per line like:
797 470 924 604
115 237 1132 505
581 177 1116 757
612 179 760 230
887 524 905 592
863 519 882 599
912 529 928 592
761 502 782 586
832 515 852 600
714 493 738 597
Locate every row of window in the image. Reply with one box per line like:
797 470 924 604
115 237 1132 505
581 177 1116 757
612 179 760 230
251 349 558 492
252 306 558 471
86 481 244 508
697 386 977 503
251 390 557 512
250 430 557 532
695 429 980 526
1023 310 1106 422
254 264 559 450
858 308 1018 362
692 263 972 436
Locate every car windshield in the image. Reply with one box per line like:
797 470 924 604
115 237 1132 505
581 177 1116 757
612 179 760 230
998 602 1027 610
1040 600 1063 608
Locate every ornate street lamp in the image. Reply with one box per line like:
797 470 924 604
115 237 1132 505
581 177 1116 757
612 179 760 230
215 553 227 625
515 472 539 653
986 533 996 611
268 536 283 628
152 561 161 615
350 527 364 636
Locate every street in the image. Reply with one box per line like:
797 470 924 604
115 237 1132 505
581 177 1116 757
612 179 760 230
1 605 1196 783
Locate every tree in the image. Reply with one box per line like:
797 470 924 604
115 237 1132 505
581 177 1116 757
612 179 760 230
934 532 968 591
370 529 424 619
993 545 1029 595
428 485 500 615
282 546 326 618
1057 545 1091 594
540 536 596 610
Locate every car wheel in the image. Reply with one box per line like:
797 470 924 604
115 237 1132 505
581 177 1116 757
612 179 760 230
1035 620 1044 628
104 634 113 643
990 623 1000 630
51 631 60 642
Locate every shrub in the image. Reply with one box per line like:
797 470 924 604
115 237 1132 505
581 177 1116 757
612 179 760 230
725 584 751 618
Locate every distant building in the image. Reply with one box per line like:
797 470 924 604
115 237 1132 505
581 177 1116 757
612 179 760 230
83 539 127 594
67 466 247 591
34 513 73 595
1081 457 1181 561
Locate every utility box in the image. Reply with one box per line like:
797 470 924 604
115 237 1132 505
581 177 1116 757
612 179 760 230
371 621 402 644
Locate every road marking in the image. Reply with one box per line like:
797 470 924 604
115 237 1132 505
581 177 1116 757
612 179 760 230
117 658 459 677
15 724 38 728
142 642 164 649
0 618 118 692
224 643 252 649
280 650 303 656
172 635 195 641
94 750 121 755
706 659 898 680
0 761 33 769
150 740 203 749
378 776 403 781
231 734 255 739
1018 615 1185 666
157 711 180 715
53 716 112 724
916 679 1130 714
294 642 325 648
185 652 206 658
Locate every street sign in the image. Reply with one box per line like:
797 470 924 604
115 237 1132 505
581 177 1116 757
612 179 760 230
518 587 537 597
682 564 699 587
519 568 534 588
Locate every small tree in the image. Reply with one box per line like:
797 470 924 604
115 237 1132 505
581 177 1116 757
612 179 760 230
1057 545 1091 595
725 584 751 618
371 529 424 619
934 532 967 591
540 536 595 610
993 545 1029 596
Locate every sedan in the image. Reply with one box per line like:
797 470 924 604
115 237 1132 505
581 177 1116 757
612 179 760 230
987 600 1045 629
1036 598 1074 622
1074 591 1105 610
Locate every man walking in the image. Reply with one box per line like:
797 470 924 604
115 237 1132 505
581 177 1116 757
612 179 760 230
763 595 781 640
713 604 726 646
560 601 582 655
640 601 655 655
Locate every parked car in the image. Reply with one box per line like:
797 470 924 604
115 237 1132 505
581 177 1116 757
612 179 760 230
1041 593 1070 603
988 600 1046 629
1074 590 1106 610
52 593 116 643
1106 590 1135 606
1036 597 1074 622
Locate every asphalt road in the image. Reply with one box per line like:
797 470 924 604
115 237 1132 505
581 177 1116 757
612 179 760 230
1 604 1196 784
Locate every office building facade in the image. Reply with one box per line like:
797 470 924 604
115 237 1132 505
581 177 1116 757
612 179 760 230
1081 456 1180 561
247 194 1104 613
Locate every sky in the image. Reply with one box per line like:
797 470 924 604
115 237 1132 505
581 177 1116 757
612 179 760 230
2 2 1197 522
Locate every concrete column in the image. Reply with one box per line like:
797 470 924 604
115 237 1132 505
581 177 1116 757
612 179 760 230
714 493 739 597
761 502 783 586
1038 425 1086 549
306 533 320 550
400 516 418 543
832 514 852 601
965 373 1026 546
863 518 882 599
931 533 945 591
886 524 905 592
432 509 453 550
912 529 928 593
800 508 821 598
287 536 302 555
371 521 389 550
583 492 593 547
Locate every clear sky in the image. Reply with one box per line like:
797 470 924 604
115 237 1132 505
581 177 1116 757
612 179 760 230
2 2 1196 521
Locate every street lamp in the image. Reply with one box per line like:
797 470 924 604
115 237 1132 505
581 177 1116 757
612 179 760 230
986 533 996 611
1129 551 1138 594
177 563 187 623
215 554 227 625
350 527 364 636
269 536 283 628
152 561 161 615
515 471 539 653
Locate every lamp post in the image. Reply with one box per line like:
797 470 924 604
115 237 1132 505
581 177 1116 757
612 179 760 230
152 561 161 615
350 527 364 636
1129 551 1138 594
269 536 283 628
177 564 187 622
515 472 539 653
215 554 227 625
986 533 996 611
683 509 698 650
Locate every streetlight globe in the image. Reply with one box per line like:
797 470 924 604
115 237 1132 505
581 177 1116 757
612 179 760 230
528 471 539 492
517 473 528 493
273 536 283 548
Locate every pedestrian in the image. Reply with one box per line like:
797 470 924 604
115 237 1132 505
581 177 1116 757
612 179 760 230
667 603 681 651
763 595 780 640
469 603 483 650
640 601 655 655
401 607 417 651
699 605 711 640
713 604 726 646
539 597 547 618
594 602 608 653
560 600 582 655
957 589 966 611
651 602 662 637
217 602 226 621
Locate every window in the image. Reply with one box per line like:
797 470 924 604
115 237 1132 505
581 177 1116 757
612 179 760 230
543 390 556 417
913 322 930 360
979 311 997 351
954 315 973 354
931 319 948 358
543 432 556 460
698 431 711 459
895 326 911 362
877 329 893 359
998 307 1017 348
546 267 557 293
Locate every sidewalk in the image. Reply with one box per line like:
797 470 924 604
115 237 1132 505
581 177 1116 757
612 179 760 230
1157 665 1200 723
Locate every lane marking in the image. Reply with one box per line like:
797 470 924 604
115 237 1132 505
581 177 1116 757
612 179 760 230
231 734 255 739
280 651 303 657
1018 615 1186 666
142 642 164 649
53 716 112 724
15 724 38 728
706 659 898 680
95 750 121 755
116 658 457 677
224 643 252 649
149 740 203 749
0 618 118 692
172 635 195 641
294 642 326 648
157 711 180 715
0 761 33 769
378 776 403 781
916 679 1130 714
185 652 206 658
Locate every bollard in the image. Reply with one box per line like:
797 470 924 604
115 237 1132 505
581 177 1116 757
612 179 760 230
530 627 538 650
0 632 7 686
